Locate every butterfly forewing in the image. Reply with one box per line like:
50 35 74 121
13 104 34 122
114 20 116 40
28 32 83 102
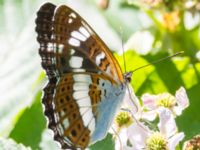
36 2 126 149
43 3 123 82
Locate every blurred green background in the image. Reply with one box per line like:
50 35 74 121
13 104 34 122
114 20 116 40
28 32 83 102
0 0 200 149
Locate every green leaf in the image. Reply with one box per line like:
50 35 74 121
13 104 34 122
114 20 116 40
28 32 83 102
115 50 168 95
115 50 200 147
89 134 114 150
9 91 46 149
176 83 200 141
142 52 185 93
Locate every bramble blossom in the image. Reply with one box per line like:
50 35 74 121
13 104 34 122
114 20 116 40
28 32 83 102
112 86 189 150
141 87 189 120
183 134 200 150
114 108 184 150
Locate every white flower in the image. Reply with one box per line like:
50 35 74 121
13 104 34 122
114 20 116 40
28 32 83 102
123 84 141 114
111 85 141 150
141 86 189 120
115 108 184 150
112 85 187 150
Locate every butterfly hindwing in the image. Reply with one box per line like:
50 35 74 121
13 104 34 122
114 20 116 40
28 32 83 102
49 72 119 149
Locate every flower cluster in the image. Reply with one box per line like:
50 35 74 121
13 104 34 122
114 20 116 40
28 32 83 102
111 86 189 150
125 0 200 32
183 135 200 150
127 0 200 12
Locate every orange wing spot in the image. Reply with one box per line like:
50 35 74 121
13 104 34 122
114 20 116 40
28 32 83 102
89 86 101 103
88 76 101 114
55 74 74 96
54 6 80 42
86 37 101 58
54 74 80 123
60 74 73 83
76 128 90 149
55 92 73 107
91 48 101 60
64 119 90 149
54 9 69 38
99 57 110 71
55 99 79 120
91 75 100 84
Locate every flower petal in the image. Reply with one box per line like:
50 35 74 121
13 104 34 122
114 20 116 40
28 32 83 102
123 145 142 150
158 107 177 138
175 87 189 110
115 128 128 150
122 146 135 150
124 85 141 114
173 106 183 116
168 132 185 150
127 123 150 149
108 121 118 134
141 93 157 109
141 110 157 121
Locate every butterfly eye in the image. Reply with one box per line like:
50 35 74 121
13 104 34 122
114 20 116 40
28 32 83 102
124 72 133 83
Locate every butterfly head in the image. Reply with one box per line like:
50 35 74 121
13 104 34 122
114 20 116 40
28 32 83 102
123 71 133 83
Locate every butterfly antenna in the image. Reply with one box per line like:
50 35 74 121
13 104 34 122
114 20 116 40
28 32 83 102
130 51 184 73
123 51 183 132
120 27 127 73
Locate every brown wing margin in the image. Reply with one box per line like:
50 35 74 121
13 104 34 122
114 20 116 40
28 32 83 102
35 3 77 150
35 3 58 80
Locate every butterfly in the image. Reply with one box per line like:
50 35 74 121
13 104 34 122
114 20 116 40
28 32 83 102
35 2 132 150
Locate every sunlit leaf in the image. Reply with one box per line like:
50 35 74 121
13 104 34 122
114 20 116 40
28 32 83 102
90 134 114 150
9 91 46 149
115 50 200 145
